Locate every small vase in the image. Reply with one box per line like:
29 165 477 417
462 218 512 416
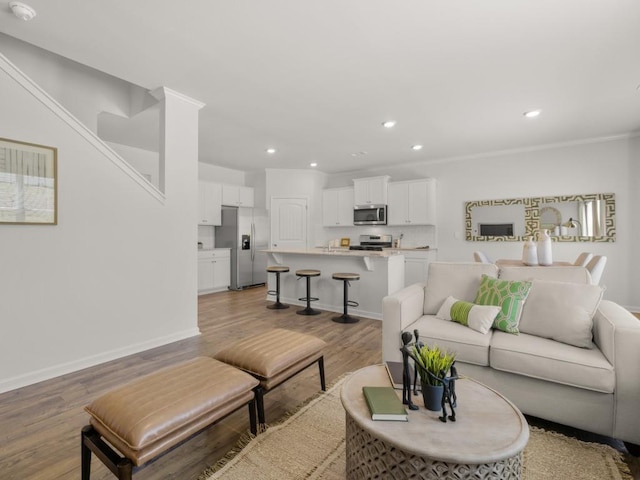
522 237 538 266
537 229 553 266
421 382 444 411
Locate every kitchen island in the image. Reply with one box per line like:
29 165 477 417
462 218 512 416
263 248 405 320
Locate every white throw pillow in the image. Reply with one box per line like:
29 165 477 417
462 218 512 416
517 280 603 348
436 296 501 335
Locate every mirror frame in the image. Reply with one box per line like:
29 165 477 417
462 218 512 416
465 193 615 242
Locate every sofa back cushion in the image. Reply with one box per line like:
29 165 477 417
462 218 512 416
424 262 499 314
499 266 592 284
518 279 604 348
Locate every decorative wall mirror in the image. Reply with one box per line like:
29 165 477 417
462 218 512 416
465 193 615 242
0 137 57 225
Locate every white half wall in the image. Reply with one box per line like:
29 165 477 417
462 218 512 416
0 55 202 393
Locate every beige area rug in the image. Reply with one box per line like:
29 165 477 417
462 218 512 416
200 376 632 480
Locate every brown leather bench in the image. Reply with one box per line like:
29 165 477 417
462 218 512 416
214 328 327 426
81 357 259 480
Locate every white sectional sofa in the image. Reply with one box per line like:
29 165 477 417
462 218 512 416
382 262 640 450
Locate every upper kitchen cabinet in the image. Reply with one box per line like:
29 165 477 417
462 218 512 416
198 181 222 225
222 185 254 207
322 187 354 227
387 179 436 226
353 176 390 206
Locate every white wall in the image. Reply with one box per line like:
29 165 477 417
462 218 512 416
0 53 201 392
107 142 160 188
326 137 639 309
199 162 245 185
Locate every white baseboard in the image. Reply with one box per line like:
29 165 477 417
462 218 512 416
0 328 201 394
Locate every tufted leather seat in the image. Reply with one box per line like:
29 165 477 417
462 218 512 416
214 328 326 425
81 357 259 479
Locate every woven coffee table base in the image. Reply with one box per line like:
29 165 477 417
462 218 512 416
345 415 523 479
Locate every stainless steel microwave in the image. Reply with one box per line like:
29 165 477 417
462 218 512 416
353 205 387 225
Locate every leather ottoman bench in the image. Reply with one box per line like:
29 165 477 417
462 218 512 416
81 357 259 480
214 328 327 426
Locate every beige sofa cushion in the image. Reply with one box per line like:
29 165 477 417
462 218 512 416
408 315 493 366
424 262 499 314
499 265 592 284
490 331 614 393
518 280 603 348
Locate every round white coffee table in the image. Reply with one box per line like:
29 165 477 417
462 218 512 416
341 364 529 479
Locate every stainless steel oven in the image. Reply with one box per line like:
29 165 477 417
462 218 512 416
353 205 387 225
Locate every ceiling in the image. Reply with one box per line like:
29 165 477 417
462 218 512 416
2 0 640 174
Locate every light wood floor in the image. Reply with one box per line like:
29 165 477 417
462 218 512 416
1 288 637 479
0 287 382 480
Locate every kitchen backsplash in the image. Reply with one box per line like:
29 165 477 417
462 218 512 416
315 224 436 249
198 225 215 249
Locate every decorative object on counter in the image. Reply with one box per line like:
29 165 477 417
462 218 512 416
522 237 538 266
537 229 553 266
340 237 350 247
394 233 404 248
331 272 360 324
295 269 322 315
266 265 290 309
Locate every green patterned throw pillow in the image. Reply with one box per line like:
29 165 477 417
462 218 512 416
473 275 532 334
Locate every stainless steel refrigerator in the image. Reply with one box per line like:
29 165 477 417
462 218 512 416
215 206 268 290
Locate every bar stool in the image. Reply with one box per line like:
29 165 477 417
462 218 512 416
332 273 360 324
296 269 322 316
266 265 290 310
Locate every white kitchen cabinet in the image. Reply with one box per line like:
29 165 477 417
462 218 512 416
322 187 354 226
403 249 437 286
198 181 222 225
198 249 231 294
222 184 254 207
353 176 390 206
387 179 436 226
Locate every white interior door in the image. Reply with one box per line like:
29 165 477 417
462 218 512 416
270 197 307 249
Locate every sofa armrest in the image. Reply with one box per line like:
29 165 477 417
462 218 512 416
593 300 640 444
382 282 426 363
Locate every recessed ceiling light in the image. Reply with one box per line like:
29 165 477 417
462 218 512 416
523 110 541 118
9 1 36 21
266 148 276 154
382 120 396 128
310 162 317 167
412 144 423 151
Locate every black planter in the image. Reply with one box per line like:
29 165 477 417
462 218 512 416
421 382 443 411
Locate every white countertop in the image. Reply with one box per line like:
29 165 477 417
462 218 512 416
262 247 403 258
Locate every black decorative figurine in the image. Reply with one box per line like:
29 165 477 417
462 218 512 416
400 329 460 423
401 332 419 410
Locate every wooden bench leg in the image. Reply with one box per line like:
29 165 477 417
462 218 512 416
318 356 326 391
81 425 133 480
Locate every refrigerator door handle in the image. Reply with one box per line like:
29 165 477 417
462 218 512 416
251 222 255 261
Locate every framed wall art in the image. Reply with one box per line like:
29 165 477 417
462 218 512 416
0 137 57 225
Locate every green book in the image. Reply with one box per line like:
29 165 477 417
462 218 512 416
362 386 408 421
